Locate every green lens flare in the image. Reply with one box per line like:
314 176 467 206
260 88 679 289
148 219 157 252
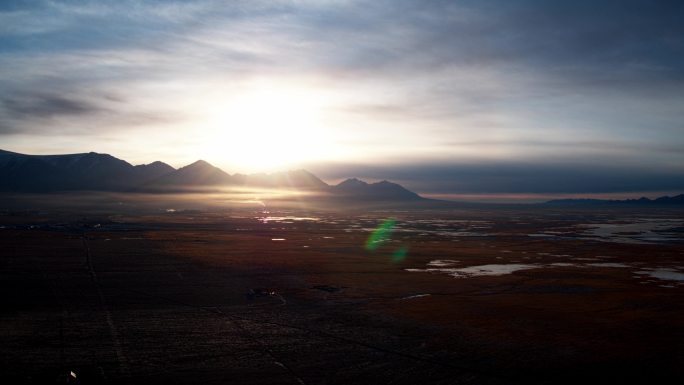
392 246 409 262
365 218 396 251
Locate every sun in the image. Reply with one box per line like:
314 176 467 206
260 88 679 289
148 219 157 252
199 83 335 172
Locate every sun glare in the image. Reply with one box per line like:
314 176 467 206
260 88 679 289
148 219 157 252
200 83 335 172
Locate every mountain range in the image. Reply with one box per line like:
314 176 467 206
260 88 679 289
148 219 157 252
0 149 423 201
545 195 684 206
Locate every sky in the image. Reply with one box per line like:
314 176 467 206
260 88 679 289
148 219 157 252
1 0 683 199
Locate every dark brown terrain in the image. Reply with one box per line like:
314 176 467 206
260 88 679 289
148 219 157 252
1 195 682 384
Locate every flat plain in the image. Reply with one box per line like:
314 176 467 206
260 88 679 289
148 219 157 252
1 197 683 384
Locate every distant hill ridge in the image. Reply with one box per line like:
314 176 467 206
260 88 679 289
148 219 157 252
545 195 684 206
0 149 424 201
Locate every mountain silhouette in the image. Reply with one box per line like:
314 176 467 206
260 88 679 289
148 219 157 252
144 163 329 191
545 194 684 206
239 169 329 190
0 149 174 191
148 160 232 187
331 178 422 200
0 149 424 201
134 161 176 180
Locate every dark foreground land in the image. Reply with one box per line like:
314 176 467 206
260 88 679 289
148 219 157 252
1 195 683 384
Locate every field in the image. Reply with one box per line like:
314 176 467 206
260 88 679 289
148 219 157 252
1 196 683 384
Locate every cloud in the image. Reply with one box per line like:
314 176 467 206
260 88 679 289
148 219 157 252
309 160 684 195
1 93 100 119
0 91 106 134
0 0 682 193
0 86 185 135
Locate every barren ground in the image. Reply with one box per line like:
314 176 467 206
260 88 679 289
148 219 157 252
1 200 683 384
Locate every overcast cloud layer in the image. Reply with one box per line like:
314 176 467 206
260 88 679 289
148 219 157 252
1 0 683 197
